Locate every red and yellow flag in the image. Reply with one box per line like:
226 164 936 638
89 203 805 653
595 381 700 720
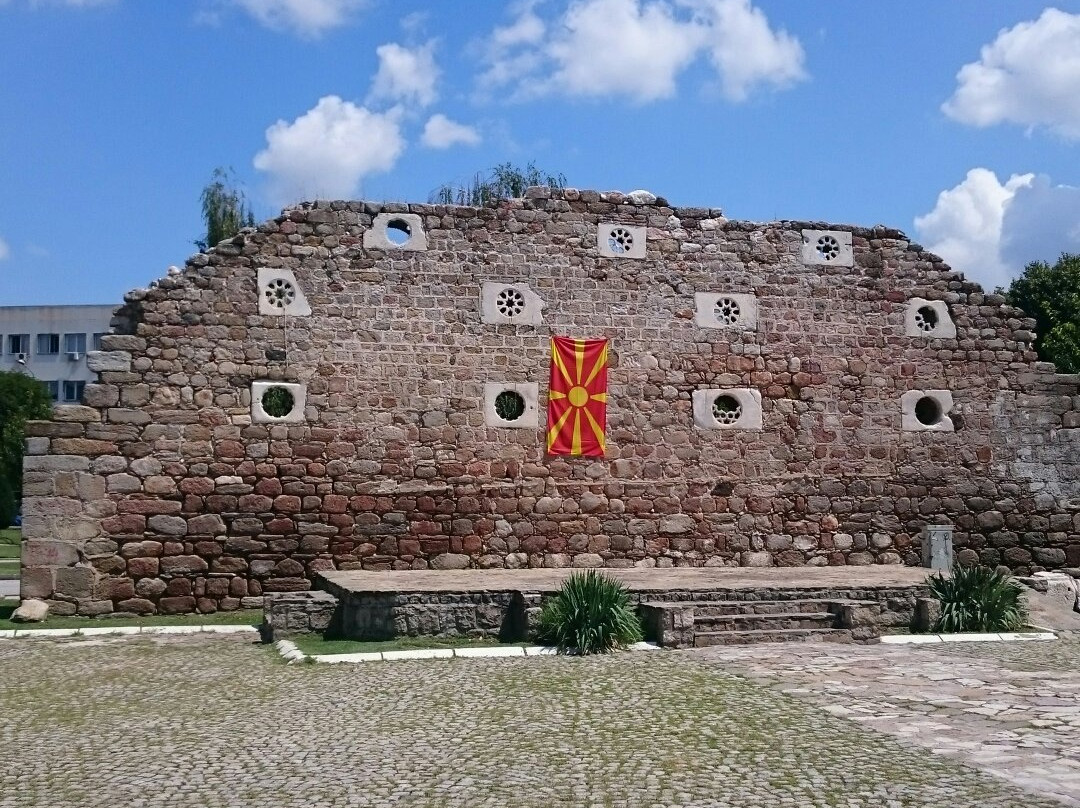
547 336 608 457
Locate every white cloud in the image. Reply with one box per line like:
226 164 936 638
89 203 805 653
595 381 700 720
253 95 405 206
231 0 365 38
999 176 1080 271
0 237 10 262
694 0 807 101
942 8 1080 139
421 114 481 149
478 0 805 103
368 41 439 108
914 168 1080 290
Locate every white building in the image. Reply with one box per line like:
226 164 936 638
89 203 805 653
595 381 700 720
0 305 115 403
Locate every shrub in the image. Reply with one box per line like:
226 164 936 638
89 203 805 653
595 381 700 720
536 571 643 654
928 564 1029 633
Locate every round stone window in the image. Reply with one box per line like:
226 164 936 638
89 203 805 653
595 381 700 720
495 288 526 318
264 278 296 309
608 227 634 254
494 390 526 421
386 218 412 246
914 305 939 333
816 234 840 262
712 395 743 426
714 297 742 326
914 396 943 427
261 386 296 419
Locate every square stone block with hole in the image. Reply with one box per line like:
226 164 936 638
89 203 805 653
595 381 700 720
257 268 311 316
597 223 646 258
251 381 306 424
484 383 539 428
901 390 954 432
480 282 544 326
363 213 427 251
905 298 956 339
801 229 853 267
694 292 758 330
692 389 763 431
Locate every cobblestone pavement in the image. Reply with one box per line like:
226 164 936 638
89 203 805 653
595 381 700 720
697 639 1080 807
0 636 1068 808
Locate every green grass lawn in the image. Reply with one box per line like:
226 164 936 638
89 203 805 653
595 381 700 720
1 528 21 579
292 634 527 656
0 602 263 632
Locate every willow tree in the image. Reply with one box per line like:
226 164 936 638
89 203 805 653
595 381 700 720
196 167 256 251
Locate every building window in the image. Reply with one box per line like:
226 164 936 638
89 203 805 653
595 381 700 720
62 381 85 402
63 333 86 355
36 333 60 355
43 380 59 402
92 332 106 350
7 334 29 355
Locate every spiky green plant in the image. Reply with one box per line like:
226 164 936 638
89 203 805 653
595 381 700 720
536 571 643 654
927 564 1029 633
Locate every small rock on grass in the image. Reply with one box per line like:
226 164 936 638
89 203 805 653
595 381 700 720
12 598 49 623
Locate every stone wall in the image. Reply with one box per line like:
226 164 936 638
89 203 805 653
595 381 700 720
19 187 1080 615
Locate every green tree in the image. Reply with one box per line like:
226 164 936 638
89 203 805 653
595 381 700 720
0 371 52 528
196 167 256 251
1004 253 1080 373
429 161 566 206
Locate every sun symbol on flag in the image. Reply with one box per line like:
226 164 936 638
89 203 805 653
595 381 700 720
547 337 609 457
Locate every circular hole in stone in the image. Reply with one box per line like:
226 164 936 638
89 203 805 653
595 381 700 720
386 219 412 246
914 395 943 426
714 297 742 326
264 278 295 308
914 305 939 333
261 386 295 418
494 390 526 422
608 227 634 254
496 287 527 317
712 394 743 426
816 235 840 261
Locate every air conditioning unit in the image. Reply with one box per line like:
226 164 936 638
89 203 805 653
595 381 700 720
67 351 81 361
15 353 27 362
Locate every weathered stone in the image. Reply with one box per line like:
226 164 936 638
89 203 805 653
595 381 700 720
159 555 209 575
86 351 132 372
55 566 96 599
147 515 188 536
11 599 49 623
21 539 79 568
430 553 471 570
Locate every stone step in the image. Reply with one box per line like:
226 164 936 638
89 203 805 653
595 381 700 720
689 599 842 617
695 611 838 632
694 628 855 647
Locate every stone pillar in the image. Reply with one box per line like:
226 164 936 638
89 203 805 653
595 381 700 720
922 524 953 571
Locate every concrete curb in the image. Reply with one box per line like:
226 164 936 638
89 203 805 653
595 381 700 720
277 639 662 665
878 630 1056 645
0 624 259 639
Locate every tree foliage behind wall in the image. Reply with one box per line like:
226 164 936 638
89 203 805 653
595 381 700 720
429 162 567 207
1004 253 1080 373
0 371 52 528
197 167 256 251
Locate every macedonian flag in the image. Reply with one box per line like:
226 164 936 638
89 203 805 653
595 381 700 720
547 336 608 457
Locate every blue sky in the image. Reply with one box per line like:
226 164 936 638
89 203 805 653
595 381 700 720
1 0 1078 305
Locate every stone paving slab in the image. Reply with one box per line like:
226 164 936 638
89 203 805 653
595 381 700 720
321 565 930 593
0 633 1066 808
696 639 1080 806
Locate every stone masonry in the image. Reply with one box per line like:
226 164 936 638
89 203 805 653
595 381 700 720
19 187 1080 615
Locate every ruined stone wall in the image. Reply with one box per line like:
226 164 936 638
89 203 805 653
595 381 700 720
20 188 1080 615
